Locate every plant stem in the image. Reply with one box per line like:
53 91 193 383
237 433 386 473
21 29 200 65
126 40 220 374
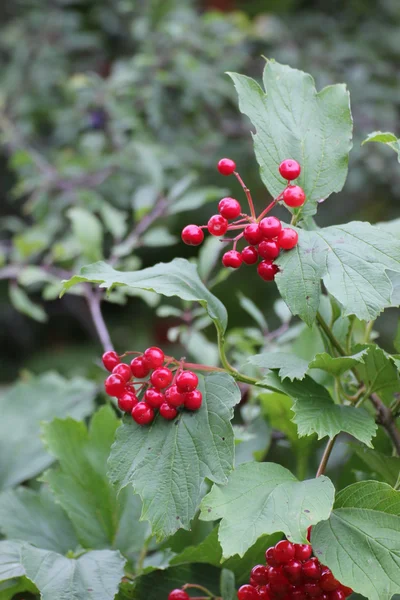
85 287 114 352
183 583 214 598
257 191 284 222
316 436 337 477
234 171 256 220
316 312 346 356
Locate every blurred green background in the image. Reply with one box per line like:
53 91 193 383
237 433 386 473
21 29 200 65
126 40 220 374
1 0 400 383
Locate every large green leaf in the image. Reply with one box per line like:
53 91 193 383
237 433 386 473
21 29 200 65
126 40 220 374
312 481 400 600
246 352 309 381
0 373 96 490
0 542 24 581
61 258 227 332
352 446 400 488
275 222 400 325
362 131 400 162
0 487 77 554
68 207 103 262
228 61 352 217
41 407 149 554
308 349 368 376
108 373 240 540
354 344 400 403
200 462 335 558
260 372 377 445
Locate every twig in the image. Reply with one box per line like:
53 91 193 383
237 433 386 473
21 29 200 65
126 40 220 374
316 436 337 477
85 287 114 352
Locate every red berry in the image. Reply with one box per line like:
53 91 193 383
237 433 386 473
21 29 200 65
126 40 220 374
165 385 185 407
184 389 203 410
274 541 296 564
102 351 120 372
250 565 269 586
257 260 279 281
130 357 151 379
257 586 272 600
269 578 290 596
118 391 138 412
279 159 301 181
339 585 353 597
291 590 307 600
283 185 306 208
112 363 132 382
104 374 125 397
176 371 199 392
265 547 279 567
144 388 165 408
182 224 204 246
241 246 258 265
244 223 262 245
222 250 243 269
217 157 236 176
131 402 155 425
168 590 190 600
294 544 312 562
249 577 258 587
278 228 298 250
219 197 241 219
237 584 258 600
143 346 165 369
208 214 229 236
320 569 340 592
307 527 312 542
160 402 178 420
259 216 282 239
258 240 280 260
329 590 346 600
304 583 322 597
302 558 322 580
283 560 303 584
150 366 173 389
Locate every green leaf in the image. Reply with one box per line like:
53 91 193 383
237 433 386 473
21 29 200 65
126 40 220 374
9 284 47 322
352 446 400 487
362 131 400 162
0 576 38 599
0 542 25 581
0 373 96 490
275 222 400 325
141 227 178 247
169 186 227 214
200 462 334 558
312 481 400 600
99 202 127 240
62 258 228 332
228 60 352 218
108 373 240 540
247 352 309 381
0 487 77 553
308 349 368 376
260 372 377 445
354 344 400 403
68 207 103 262
220 569 235 600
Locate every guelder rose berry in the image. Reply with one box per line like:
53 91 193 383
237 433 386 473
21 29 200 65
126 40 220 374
217 157 236 175
150 366 173 389
168 590 190 600
159 402 178 420
181 224 204 246
143 346 165 368
278 228 299 250
258 261 279 281
176 371 199 392
165 385 185 407
144 388 165 408
118 391 138 412
132 402 155 426
130 356 150 379
184 389 203 410
244 223 262 245
218 197 241 219
237 585 259 600
104 374 125 397
258 240 280 260
259 216 282 239
273 540 296 564
208 214 229 236
241 246 258 265
283 185 306 208
279 158 301 180
223 250 243 268
112 363 132 382
102 350 120 372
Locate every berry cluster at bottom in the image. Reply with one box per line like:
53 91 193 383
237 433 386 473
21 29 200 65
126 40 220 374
102 348 202 426
238 540 353 600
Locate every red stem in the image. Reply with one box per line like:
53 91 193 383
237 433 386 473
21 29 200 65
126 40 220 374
257 190 285 222
234 171 256 219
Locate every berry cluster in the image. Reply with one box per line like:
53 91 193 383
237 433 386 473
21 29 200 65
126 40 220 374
181 158 305 282
238 540 353 600
102 348 202 426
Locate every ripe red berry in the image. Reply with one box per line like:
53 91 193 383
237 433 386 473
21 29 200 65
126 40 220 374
184 389 203 410
237 584 259 600
329 590 346 600
243 223 262 245
258 240 280 260
143 346 165 369
278 228 299 250
217 157 236 176
257 260 279 282
302 558 322 580
241 246 258 265
259 216 282 239
250 565 269 586
274 540 296 564
283 560 303 584
218 197 241 219
257 586 271 600
160 402 178 420
339 585 353 597
168 589 190 600
150 366 173 389
269 577 290 596
176 371 199 392
118 391 138 412
102 351 120 372
222 250 243 269
130 357 151 379
294 544 312 562
307 527 312 542
291 590 307 600
283 185 306 208
104 374 125 397
208 214 229 236
304 583 322 597
165 385 185 407
265 546 279 567
320 569 340 592
112 363 132 382
181 224 204 246
144 388 165 408
132 402 155 426
279 159 301 181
